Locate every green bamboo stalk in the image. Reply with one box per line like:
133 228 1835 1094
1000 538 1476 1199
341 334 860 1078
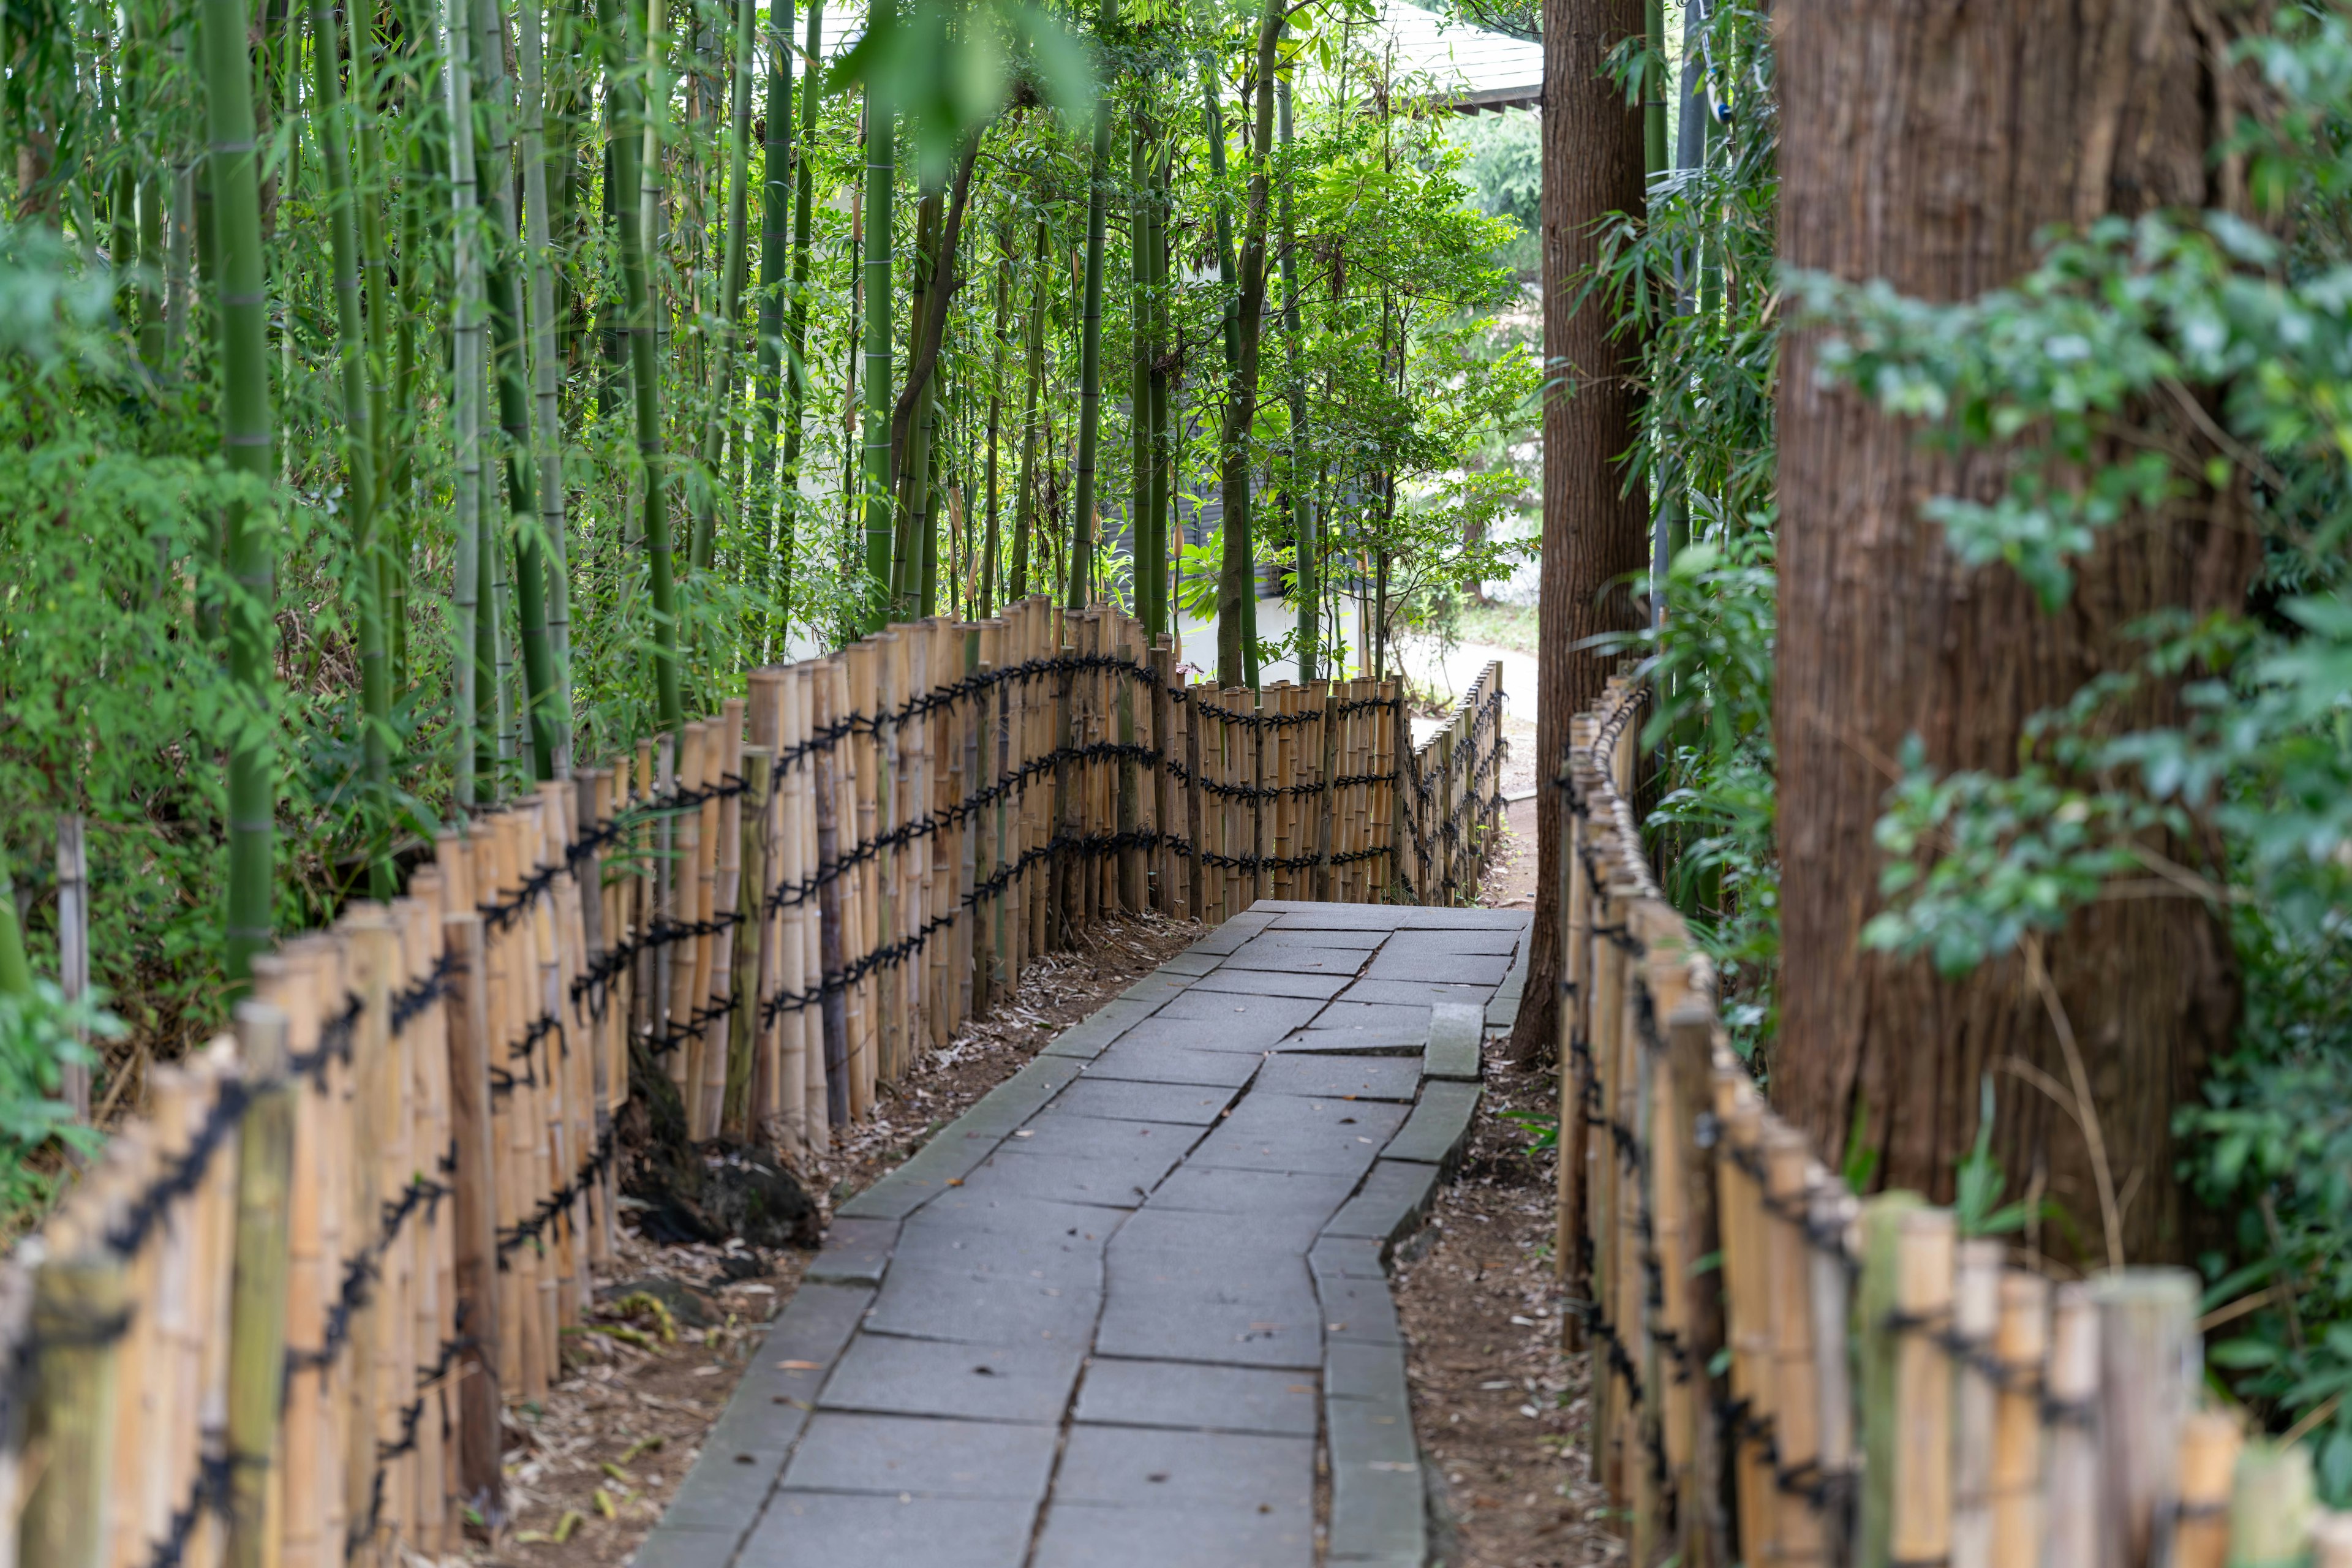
0 843 31 995
601 0 684 731
858 47 896 631
755 0 800 646
1009 216 1046 600
1068 0 1115 612
448 0 484 806
518 0 574 776
1146 131 1170 640
981 218 1008 618
201 0 279 980
309 0 393 895
1278 75 1312 681
471 0 556 783
1128 118 1149 624
690 0 758 576
892 183 940 609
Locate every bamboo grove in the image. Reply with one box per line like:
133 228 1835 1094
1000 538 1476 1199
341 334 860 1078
0 0 1536 1053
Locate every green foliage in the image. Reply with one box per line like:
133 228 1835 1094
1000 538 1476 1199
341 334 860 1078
0 981 119 1218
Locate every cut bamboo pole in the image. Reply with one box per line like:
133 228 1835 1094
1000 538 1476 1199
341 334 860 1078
219 1001 290 1568
440 910 502 1525
1988 1268 2049 1567
1949 1238 2003 1568
2226 1441 2313 1568
2093 1269 2199 1568
726 746 772 1135
2039 1283 2101 1568
2172 1410 2239 1568
1762 1127 1824 1565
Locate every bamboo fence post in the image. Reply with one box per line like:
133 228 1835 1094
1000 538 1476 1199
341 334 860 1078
1887 1207 1956 1568
2094 1270 2199 1568
439 910 502 1525
215 1002 291 1568
726 747 772 1136
1117 623 1144 911
1809 1183 1860 1564
870 633 901 1080
1715 1080 1771 1556
959 628 984 1023
669 724 703 1102
2172 1411 2239 1568
848 643 882 1114
2310 1509 2352 1568
1853 1189 1924 1568
1988 1268 2049 1566
1763 1126 1825 1566
345 908 399 1557
703 699 747 1135
1183 680 1207 921
2040 1283 2101 1568
253 946 323 1568
1665 992 1728 1568
652 733 677 1062
747 673 785 1139
814 658 853 1128
2226 1442 2313 1568
1950 1238 2003 1568
769 671 806 1150
22 1226 127 1568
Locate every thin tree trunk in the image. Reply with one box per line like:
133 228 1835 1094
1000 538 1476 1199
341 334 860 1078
1144 131 1171 641
858 56 897 629
1774 0 2257 1265
449 0 486 806
754 0 797 647
1213 0 1283 686
1510 0 1648 1063
201 0 277 980
1067 0 1117 611
981 219 1009 619
309 0 393 895
601 0 684 730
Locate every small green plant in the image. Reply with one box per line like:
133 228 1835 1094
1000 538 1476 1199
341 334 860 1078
0 981 119 1221
1499 1107 1558 1153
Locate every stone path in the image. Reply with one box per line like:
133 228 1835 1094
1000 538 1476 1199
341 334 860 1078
638 900 1532 1568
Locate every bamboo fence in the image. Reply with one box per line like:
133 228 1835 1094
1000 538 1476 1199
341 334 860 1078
1558 674 2352 1568
0 598 1506 1568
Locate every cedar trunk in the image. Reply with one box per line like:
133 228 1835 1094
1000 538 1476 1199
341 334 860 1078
1511 0 1648 1063
1774 0 2258 1265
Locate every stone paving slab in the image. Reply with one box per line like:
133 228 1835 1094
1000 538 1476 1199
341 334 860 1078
650 900 1530 1567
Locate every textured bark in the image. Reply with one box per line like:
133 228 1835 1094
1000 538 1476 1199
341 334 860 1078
1775 0 2259 1265
1510 0 1649 1065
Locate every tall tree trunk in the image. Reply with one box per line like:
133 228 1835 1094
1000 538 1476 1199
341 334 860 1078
982 219 1009 619
1145 132 1170 642
1068 2 1116 611
309 0 393 895
1510 0 1648 1060
1213 0 1283 686
601 0 684 731
202 0 278 981
1774 0 2256 1265
448 0 488 805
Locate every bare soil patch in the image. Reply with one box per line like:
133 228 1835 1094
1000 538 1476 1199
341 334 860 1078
478 912 1206 1567
1394 1041 1611 1568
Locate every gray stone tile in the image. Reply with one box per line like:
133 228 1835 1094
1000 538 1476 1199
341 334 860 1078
1084 1039 1266 1088
1425 1003 1483 1081
1313 1268 1402 1347
819 1331 1086 1423
633 1526 745 1568
1335 978 1496 1012
1031 1501 1314 1568
663 1441 790 1530
1096 1280 1322 1368
1267 907 1409 930
1152 991 1327 1034
946 1151 1158 1210
1242 927 1390 951
1310 1001 1434 1036
1387 907 1532 930
998 1114 1202 1163
1378 928 1525 956
1049 1423 1316 1510
777 1412 1060 1499
1325 1340 1412 1411
1108 1207 1314 1272
1156 949 1226 976
1322 1160 1440 1255
1308 1235 1388 1280
1217 943 1369 977
1144 1166 1356 1227
1038 1003 1163 1061
836 1057 1085 1219
804 1217 897 1287
1250 1054 1422 1101
1382 1080 1482 1172
1108 1014 1295 1054
861 1259 1102 1344
1363 949 1512 986
1326 1462 1427 1562
892 1196 1114 1281
1277 1026 1431 1054
715 1281 876 1428
1044 1076 1240 1125
1186 911 1278 955
1484 992 1520 1031
1074 1357 1321 1436
1188 966 1355 1001
1328 1392 1416 1469
1186 1095 1408 1178
742 1493 1037 1568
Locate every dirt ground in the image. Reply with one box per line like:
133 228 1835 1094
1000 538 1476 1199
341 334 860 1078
479 913 1207 1567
